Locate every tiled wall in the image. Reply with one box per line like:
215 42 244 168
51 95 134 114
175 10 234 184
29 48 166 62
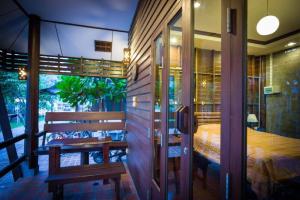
265 47 300 138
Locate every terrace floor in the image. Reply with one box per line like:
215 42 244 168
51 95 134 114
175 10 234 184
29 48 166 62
0 124 139 200
0 156 139 200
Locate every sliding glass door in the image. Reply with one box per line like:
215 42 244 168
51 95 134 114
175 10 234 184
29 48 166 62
151 3 194 198
192 0 222 199
166 13 183 199
151 32 165 200
151 0 264 199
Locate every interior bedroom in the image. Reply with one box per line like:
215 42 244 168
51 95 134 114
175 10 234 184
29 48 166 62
163 0 300 199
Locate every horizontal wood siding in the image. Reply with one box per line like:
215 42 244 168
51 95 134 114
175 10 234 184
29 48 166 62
127 0 179 199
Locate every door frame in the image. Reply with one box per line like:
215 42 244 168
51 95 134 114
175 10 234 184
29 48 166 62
186 0 246 199
220 0 246 199
150 31 166 200
150 0 247 199
150 1 189 199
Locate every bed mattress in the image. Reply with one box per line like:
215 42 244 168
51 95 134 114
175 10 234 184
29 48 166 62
193 124 300 198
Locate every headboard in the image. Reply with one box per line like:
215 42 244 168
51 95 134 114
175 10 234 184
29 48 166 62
194 112 221 126
154 112 221 130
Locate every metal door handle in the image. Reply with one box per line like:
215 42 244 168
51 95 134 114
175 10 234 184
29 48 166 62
175 105 189 133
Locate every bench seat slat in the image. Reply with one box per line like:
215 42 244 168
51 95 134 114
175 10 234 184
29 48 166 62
46 163 126 183
58 162 124 172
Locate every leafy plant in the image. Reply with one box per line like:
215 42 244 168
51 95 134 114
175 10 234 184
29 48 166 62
107 78 127 103
0 71 27 124
56 76 126 111
56 76 87 107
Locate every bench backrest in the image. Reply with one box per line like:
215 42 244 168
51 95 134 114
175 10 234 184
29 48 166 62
44 112 125 132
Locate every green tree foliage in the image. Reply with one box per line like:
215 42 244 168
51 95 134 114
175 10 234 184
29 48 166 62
39 74 59 112
85 78 108 107
0 71 27 123
56 76 87 107
56 76 126 111
107 78 127 103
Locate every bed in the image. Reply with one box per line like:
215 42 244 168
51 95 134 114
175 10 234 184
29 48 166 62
193 123 300 199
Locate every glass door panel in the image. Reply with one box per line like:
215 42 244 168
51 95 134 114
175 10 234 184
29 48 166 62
167 13 183 199
193 0 221 199
153 34 164 187
246 0 300 199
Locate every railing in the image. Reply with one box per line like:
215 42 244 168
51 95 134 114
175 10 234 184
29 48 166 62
0 133 27 179
0 49 127 78
0 133 27 149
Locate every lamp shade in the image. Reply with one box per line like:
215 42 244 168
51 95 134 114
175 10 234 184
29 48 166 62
256 15 279 36
123 48 131 66
18 67 27 80
247 114 258 123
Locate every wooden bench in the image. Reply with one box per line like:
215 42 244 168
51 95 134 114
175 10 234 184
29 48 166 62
38 112 127 199
45 146 126 200
36 112 126 163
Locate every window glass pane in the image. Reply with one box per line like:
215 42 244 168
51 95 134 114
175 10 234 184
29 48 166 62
247 1 300 199
193 0 221 199
168 13 182 199
153 34 163 186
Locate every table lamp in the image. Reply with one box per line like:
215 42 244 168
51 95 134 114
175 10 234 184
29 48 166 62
247 114 258 129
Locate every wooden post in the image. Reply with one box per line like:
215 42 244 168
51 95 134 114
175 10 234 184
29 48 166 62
80 152 89 165
25 15 40 170
220 0 246 199
0 87 23 180
103 143 110 184
48 146 60 193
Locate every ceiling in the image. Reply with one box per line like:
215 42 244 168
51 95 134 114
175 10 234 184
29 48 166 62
193 0 300 41
0 0 138 60
19 0 138 31
193 0 300 55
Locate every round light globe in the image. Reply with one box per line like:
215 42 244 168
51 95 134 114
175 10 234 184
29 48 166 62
256 15 279 35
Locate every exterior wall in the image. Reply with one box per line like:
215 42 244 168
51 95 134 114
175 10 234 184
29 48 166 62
126 0 179 198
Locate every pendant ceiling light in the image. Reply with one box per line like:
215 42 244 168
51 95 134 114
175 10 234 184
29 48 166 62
256 0 279 36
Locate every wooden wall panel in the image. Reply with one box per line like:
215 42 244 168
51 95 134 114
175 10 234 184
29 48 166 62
126 0 179 199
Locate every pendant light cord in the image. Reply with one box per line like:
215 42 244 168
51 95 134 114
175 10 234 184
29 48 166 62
267 0 269 15
55 23 63 56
